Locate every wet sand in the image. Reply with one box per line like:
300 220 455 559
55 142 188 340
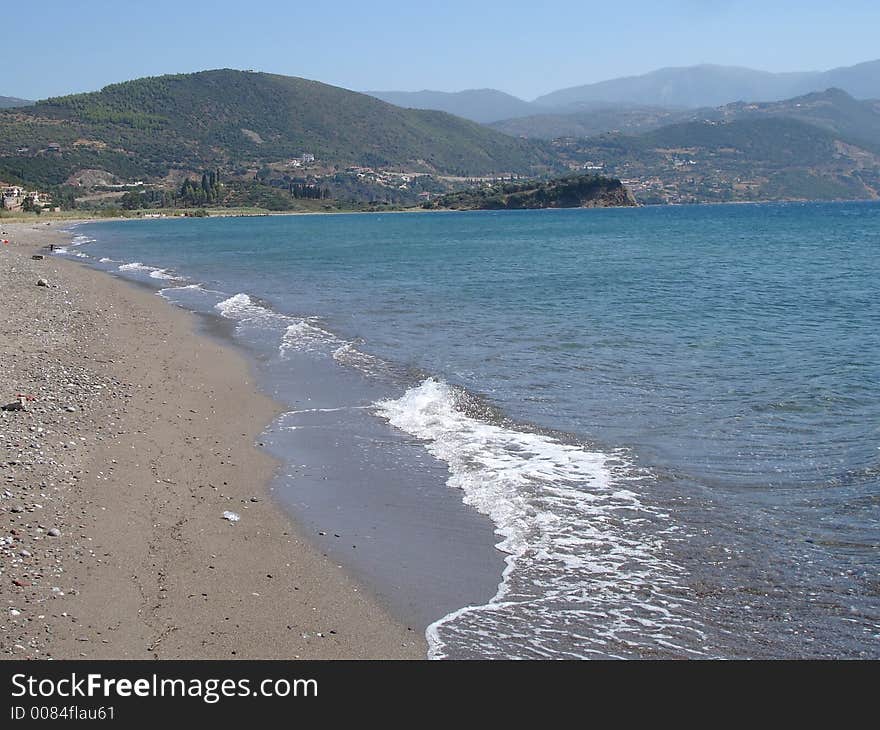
0 220 424 659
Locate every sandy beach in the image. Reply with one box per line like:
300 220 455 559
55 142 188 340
0 220 424 659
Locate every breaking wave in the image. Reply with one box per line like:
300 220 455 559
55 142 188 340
375 378 708 659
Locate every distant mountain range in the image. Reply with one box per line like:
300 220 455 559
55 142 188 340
0 96 32 109
533 60 880 109
493 88 880 148
369 59 880 123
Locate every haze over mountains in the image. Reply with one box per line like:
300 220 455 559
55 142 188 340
0 96 32 109
365 89 536 125
533 59 880 109
492 88 880 144
369 59 880 123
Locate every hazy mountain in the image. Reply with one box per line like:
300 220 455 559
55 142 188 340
534 60 880 109
491 105 704 139
369 59 880 125
0 70 554 188
821 60 880 100
366 88 540 123
494 88 880 152
0 96 32 108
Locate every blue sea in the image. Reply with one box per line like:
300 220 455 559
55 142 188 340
61 202 879 658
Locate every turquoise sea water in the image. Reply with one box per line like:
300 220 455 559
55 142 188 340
64 202 879 658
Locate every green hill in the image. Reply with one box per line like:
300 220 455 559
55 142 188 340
0 70 554 189
715 89 880 154
640 117 843 166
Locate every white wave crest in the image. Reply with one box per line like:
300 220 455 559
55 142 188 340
375 378 706 660
117 261 180 281
215 296 390 375
54 244 87 258
157 283 209 303
280 320 341 354
215 293 263 319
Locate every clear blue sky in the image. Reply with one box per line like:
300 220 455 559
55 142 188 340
5 0 879 101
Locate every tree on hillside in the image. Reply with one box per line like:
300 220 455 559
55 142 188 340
179 170 222 206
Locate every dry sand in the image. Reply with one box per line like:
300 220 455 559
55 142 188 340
0 220 425 659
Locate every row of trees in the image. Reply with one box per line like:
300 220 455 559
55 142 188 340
117 170 223 209
288 182 330 199
179 170 222 205
118 189 174 209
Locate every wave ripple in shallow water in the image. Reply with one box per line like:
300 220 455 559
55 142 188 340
376 378 709 659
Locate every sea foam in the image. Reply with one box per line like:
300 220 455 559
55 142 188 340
214 293 287 324
56 246 89 258
375 378 708 659
55 234 95 257
114 261 182 282
280 319 342 353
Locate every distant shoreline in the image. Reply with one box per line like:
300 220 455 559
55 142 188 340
5 195 880 227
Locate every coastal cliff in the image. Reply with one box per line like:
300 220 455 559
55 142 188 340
429 174 636 210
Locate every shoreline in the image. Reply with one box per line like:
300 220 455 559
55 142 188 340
4 196 880 229
0 220 425 659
